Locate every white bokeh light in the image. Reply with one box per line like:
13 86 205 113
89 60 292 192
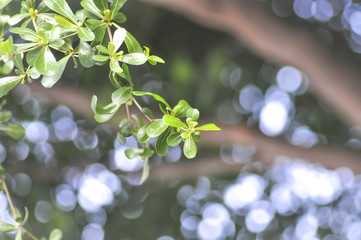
259 101 288 136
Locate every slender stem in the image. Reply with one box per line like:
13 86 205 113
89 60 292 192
126 103 130 120
107 26 113 43
132 96 153 122
31 17 38 32
1 177 18 220
60 31 78 40
23 228 39 240
16 45 42 56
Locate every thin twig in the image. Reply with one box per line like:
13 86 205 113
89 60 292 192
22 228 39 240
107 26 113 43
60 31 78 40
1 178 18 219
132 96 153 122
125 103 130 120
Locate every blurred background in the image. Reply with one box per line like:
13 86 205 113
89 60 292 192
2 0 361 239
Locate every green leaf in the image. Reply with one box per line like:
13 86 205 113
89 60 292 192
44 0 78 24
34 46 59 76
0 220 17 232
78 27 95 41
192 133 201 142
85 19 107 42
111 87 132 105
139 158 149 184
0 15 10 38
132 91 170 109
0 123 26 139
15 231 22 240
125 148 143 159
81 0 103 19
13 53 24 72
50 39 65 48
79 40 95 68
3 59 14 74
10 27 42 41
26 47 42 67
93 0 108 12
93 55 108 62
113 28 126 52
95 45 109 54
195 123 221 131
124 30 143 53
110 0 127 20
91 95 120 123
109 60 123 73
41 55 71 88
9 13 30 26
141 107 153 119
122 53 147 65
117 131 126 145
0 110 11 121
0 0 13 9
167 132 182 147
183 136 197 159
0 76 22 98
112 12 127 23
163 115 187 129
137 124 150 143
122 63 132 84
148 55 165 65
49 229 63 240
186 108 200 121
155 127 171 156
54 15 77 28
146 119 168 138
173 100 191 117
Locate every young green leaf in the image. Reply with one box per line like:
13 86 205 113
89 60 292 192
81 0 103 19
93 55 108 62
93 0 108 12
139 158 149 184
195 123 221 131
117 132 126 145
122 53 147 65
186 108 200 121
78 27 95 41
0 15 10 38
54 15 77 28
79 40 95 68
44 0 78 24
141 107 153 119
109 60 123 73
132 91 171 109
34 46 59 76
95 45 109 54
173 100 191 117
110 0 127 20
137 124 150 143
0 0 13 9
0 123 26 139
0 110 11 121
183 136 197 159
125 148 143 159
111 87 132 105
148 55 165 65
124 30 143 53
113 28 126 52
155 127 171 156
192 133 201 142
167 132 182 147
9 13 30 26
146 119 168 138
0 220 17 232
85 19 107 42
0 76 22 98
163 115 187 129
10 27 42 41
49 229 63 240
41 55 71 88
15 231 22 240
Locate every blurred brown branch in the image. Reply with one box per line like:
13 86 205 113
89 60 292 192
141 0 361 128
23 83 361 182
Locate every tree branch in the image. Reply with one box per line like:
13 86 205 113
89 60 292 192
21 83 361 182
141 0 361 128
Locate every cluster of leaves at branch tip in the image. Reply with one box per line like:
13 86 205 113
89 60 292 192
0 0 220 186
